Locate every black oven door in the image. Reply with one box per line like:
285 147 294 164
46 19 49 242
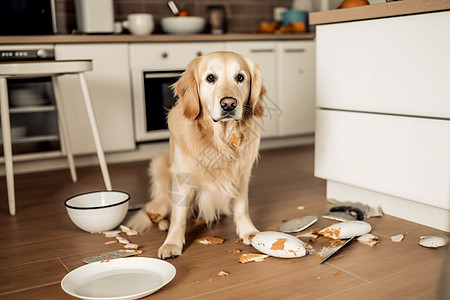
143 71 182 132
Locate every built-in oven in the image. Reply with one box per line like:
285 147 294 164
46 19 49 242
135 70 183 142
0 45 60 157
132 70 182 142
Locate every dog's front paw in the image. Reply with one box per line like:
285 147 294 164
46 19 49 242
241 230 260 245
158 243 182 259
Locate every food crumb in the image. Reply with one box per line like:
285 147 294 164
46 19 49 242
239 253 269 264
333 270 340 275
217 271 229 277
208 278 214 282
228 249 241 254
195 236 225 245
235 238 243 243
297 206 305 210
104 240 117 245
391 234 405 243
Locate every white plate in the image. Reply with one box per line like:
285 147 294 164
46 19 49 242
61 257 176 300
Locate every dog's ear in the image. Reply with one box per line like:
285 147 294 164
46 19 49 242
172 57 201 119
244 57 266 118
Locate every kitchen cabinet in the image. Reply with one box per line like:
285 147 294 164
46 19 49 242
226 40 315 138
55 44 135 155
226 41 279 138
314 11 450 231
277 41 315 136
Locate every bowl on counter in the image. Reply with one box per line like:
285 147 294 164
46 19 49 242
161 16 205 34
64 190 130 233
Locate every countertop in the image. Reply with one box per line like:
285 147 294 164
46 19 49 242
0 33 315 45
310 0 450 25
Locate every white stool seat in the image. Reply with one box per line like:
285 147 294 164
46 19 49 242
0 60 112 215
0 60 92 77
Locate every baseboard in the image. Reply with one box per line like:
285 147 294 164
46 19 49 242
326 180 450 232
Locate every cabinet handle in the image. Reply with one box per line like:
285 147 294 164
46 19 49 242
161 52 168 58
285 49 305 53
250 49 274 53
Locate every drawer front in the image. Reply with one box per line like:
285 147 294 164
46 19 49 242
316 11 450 119
129 42 225 70
315 109 450 210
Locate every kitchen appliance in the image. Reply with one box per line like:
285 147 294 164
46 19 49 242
0 45 60 156
132 70 181 142
0 0 56 35
74 0 115 34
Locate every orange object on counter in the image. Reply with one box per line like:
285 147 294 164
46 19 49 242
339 0 369 9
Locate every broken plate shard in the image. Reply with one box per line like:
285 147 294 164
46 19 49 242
251 231 306 258
318 221 372 240
391 234 404 242
357 233 379 247
329 202 369 220
280 216 318 233
419 235 449 248
323 212 357 222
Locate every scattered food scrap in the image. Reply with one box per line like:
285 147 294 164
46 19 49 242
297 206 305 210
239 253 269 264
419 235 449 248
235 238 243 243
228 249 241 254
147 212 161 222
120 225 138 236
191 218 206 226
116 236 130 244
103 230 121 238
217 271 230 277
189 265 202 272
295 232 319 243
124 243 139 250
391 234 405 243
104 240 118 245
333 270 340 275
357 233 380 247
195 236 225 245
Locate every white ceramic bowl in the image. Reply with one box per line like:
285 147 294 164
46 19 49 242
161 16 205 34
65 191 130 233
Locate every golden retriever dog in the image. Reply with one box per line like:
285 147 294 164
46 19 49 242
127 51 266 259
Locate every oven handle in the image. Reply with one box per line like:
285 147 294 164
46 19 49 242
144 72 182 79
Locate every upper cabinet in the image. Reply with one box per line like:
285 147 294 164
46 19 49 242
55 44 135 155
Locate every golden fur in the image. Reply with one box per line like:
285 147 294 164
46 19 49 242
127 51 266 259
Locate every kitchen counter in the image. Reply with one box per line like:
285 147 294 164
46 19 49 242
310 0 450 25
0 33 314 45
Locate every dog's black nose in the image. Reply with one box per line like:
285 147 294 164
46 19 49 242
220 97 237 112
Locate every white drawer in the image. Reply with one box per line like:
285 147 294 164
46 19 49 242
316 11 450 119
129 42 225 70
314 109 450 210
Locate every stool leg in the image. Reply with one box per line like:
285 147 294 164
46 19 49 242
0 78 15 215
78 73 112 191
52 75 77 183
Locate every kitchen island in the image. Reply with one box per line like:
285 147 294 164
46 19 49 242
311 0 450 231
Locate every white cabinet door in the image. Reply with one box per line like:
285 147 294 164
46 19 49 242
315 109 450 210
55 44 135 155
277 41 315 136
316 11 450 119
226 41 279 138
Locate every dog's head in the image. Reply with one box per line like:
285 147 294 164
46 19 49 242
173 51 266 122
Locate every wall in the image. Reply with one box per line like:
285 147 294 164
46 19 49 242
55 0 298 34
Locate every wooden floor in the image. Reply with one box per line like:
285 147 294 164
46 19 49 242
0 146 448 299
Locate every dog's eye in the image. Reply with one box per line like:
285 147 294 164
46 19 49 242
236 73 245 83
206 74 216 83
